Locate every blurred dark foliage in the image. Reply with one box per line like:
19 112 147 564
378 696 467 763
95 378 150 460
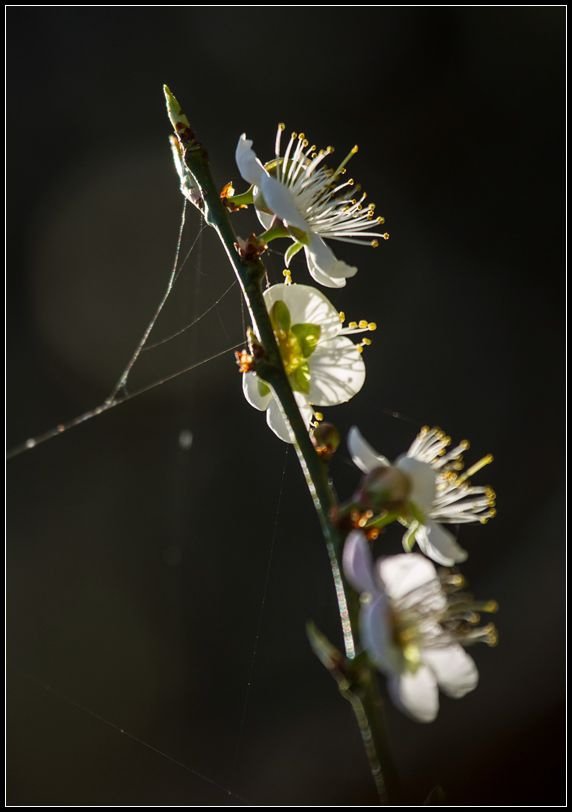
7 7 565 805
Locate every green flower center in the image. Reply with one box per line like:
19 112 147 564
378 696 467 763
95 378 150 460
262 300 321 396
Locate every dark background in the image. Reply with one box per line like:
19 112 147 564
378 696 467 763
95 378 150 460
7 6 565 806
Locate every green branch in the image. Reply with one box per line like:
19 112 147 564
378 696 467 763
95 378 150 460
164 85 399 804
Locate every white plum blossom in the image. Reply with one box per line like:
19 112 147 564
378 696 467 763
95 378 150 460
242 283 370 443
348 426 496 566
235 126 388 288
343 530 497 722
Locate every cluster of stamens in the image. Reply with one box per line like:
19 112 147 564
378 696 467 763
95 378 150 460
391 570 499 655
271 124 389 246
338 311 378 352
349 509 380 540
409 426 497 525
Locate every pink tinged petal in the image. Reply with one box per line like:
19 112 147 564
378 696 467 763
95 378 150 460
265 393 313 444
395 455 437 516
307 336 366 407
342 529 376 594
262 283 340 340
304 235 358 287
235 134 267 187
361 593 404 676
389 666 439 723
347 426 390 474
422 645 478 698
242 372 272 411
259 174 309 231
415 520 468 567
377 553 445 611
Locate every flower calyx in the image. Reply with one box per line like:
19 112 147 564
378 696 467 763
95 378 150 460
234 234 268 263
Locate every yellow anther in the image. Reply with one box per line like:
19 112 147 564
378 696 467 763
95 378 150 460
362 337 372 346
298 132 306 140
326 145 335 153
377 216 385 224
338 311 346 322
371 239 379 247
482 600 499 613
356 345 364 354
314 412 324 422
351 144 359 154
302 139 309 148
348 178 355 186
460 439 470 450
484 624 499 647
278 122 286 131
292 131 298 139
368 322 377 331
282 269 293 285
348 321 358 329
382 232 390 240
359 320 368 329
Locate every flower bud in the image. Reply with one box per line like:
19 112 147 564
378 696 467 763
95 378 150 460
312 422 341 460
354 465 411 512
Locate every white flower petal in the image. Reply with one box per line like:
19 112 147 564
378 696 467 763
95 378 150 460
242 372 272 411
265 393 313 443
347 426 390 474
263 283 340 340
377 554 444 610
422 645 478 698
259 174 308 231
256 207 274 230
395 455 437 516
342 530 377 594
304 258 348 288
304 235 358 287
235 134 266 187
389 666 439 723
361 593 403 676
308 336 365 407
415 520 468 567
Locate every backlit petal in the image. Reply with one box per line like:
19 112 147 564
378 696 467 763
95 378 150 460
423 645 478 698
348 426 390 474
263 283 340 340
308 336 365 406
389 666 439 723
235 134 266 187
415 520 468 567
342 529 376 594
242 372 272 411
